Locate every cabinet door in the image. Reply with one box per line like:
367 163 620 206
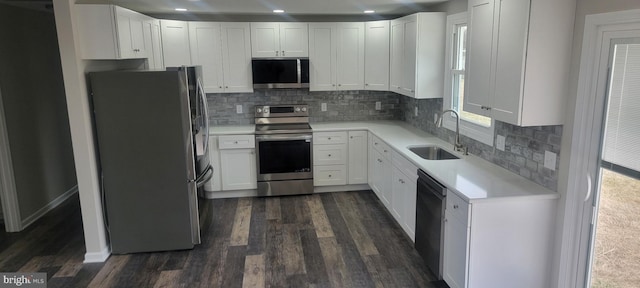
336 23 365 90
189 22 224 93
160 20 191 67
364 21 390 91
251 22 280 58
369 149 384 200
491 0 530 124
464 0 496 117
280 23 309 57
129 14 148 57
144 19 164 69
309 23 337 91
443 216 469 288
220 149 257 190
403 176 417 241
391 167 405 223
402 19 417 97
348 131 368 184
389 19 404 93
221 22 253 93
204 136 222 192
115 7 135 59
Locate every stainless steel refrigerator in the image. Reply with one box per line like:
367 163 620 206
89 67 212 254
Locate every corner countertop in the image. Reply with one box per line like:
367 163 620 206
210 121 558 202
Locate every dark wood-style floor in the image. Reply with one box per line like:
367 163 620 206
0 190 447 288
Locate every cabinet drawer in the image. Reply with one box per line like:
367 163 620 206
392 150 418 181
370 134 391 158
313 165 347 186
314 131 348 144
218 135 255 149
313 144 347 165
446 191 469 224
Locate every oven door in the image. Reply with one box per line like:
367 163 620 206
255 133 313 181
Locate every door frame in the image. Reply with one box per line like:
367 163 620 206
558 9 640 288
0 87 23 232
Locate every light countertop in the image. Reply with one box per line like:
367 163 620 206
210 121 558 202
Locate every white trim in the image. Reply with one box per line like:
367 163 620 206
21 185 79 229
442 11 494 147
83 245 111 263
556 9 640 288
0 88 22 232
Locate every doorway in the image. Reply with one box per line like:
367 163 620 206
589 39 640 288
560 10 640 288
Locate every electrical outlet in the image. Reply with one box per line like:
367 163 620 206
414 106 418 116
236 105 243 114
375 101 381 110
544 151 557 171
434 113 438 123
496 135 506 151
321 103 327 112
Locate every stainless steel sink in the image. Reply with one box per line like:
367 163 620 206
408 145 460 160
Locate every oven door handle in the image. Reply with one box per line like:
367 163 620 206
255 134 312 141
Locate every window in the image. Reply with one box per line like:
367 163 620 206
442 12 494 146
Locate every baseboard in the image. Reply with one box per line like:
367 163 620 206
200 189 258 199
84 246 111 263
21 185 78 229
200 184 372 199
314 184 371 193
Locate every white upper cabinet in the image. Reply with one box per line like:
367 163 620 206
220 22 253 93
389 13 446 99
160 20 191 67
76 4 150 59
364 21 390 91
464 0 575 126
188 22 253 93
251 22 308 58
189 22 224 93
309 22 365 91
143 19 164 69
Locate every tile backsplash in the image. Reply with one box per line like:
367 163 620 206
207 89 561 192
400 97 561 192
206 89 402 125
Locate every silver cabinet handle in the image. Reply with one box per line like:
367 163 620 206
276 51 279 56
328 137 332 140
234 141 238 144
328 154 332 157
282 50 285 56
453 204 459 209
383 149 388 153
328 174 332 178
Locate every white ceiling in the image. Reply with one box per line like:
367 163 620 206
74 0 448 15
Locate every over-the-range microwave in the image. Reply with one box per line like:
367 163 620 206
251 58 309 89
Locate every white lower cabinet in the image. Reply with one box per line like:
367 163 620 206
347 131 368 184
313 132 348 186
368 139 392 209
206 135 257 192
443 191 557 288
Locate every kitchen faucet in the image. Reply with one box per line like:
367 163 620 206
436 109 466 153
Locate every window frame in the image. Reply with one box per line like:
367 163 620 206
442 12 495 146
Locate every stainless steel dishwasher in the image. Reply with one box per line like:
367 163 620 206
415 169 447 279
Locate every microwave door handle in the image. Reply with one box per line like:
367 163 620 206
296 58 301 84
198 78 210 158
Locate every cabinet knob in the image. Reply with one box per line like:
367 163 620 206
226 86 229 89
328 137 332 140
332 84 336 87
338 84 342 86
276 51 279 56
282 51 285 56
328 174 332 178
234 141 238 144
374 142 378 145
328 154 332 157
383 149 388 153
365 83 369 86
453 204 459 209
350 136 353 139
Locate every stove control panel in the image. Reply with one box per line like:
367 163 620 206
255 104 309 118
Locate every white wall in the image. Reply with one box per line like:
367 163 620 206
555 0 640 286
0 4 77 224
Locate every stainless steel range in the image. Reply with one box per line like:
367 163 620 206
255 104 313 196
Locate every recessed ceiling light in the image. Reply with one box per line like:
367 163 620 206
273 9 285 13
175 8 187 11
364 10 375 14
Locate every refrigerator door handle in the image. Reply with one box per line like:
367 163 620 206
196 165 213 187
198 78 210 158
